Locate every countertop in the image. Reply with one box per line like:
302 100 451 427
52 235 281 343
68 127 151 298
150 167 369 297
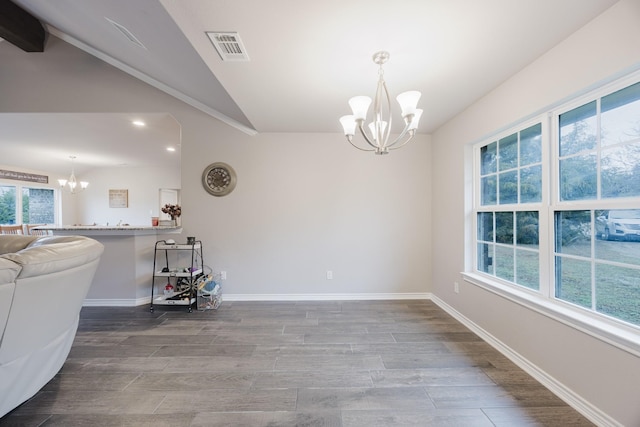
35 225 182 236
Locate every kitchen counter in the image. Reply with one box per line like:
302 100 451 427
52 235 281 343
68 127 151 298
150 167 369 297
38 225 183 305
36 225 181 236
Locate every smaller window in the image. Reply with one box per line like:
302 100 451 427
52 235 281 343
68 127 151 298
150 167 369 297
559 81 640 202
22 187 55 224
0 185 55 227
0 185 17 224
476 210 540 290
480 124 542 206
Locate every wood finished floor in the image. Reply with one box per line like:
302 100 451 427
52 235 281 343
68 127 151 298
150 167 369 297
1 300 595 426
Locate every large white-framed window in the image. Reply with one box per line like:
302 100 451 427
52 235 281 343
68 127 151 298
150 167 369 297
469 71 640 351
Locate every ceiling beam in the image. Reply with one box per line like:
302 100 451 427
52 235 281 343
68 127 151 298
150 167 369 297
0 0 45 52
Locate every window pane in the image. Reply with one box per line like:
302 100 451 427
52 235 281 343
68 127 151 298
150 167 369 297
477 212 494 242
516 211 539 246
555 211 591 257
496 212 514 244
555 256 592 309
516 249 539 290
601 81 640 146
481 141 497 175
481 176 496 206
22 188 55 224
601 142 640 199
495 245 514 282
559 154 597 201
520 165 542 203
595 209 640 248
498 171 518 204
0 186 17 224
559 101 597 157
595 264 640 326
498 133 518 171
520 123 542 166
477 243 494 274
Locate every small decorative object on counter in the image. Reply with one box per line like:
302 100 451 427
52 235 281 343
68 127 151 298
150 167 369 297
161 204 182 220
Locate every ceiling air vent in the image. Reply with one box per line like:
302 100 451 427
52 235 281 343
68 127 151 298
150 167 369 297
105 17 147 50
206 32 249 62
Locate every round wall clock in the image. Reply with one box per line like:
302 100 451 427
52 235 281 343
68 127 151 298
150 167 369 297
202 162 237 196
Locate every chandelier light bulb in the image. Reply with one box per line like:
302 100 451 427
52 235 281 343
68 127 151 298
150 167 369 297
348 96 372 121
397 91 421 117
339 115 357 136
368 120 387 142
408 109 423 131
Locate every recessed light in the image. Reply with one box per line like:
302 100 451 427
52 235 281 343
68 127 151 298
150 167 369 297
132 120 146 127
166 147 176 152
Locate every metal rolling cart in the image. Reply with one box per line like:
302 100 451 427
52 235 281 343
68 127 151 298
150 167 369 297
150 239 203 312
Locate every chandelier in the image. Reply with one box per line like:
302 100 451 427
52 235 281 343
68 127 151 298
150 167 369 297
58 156 88 194
339 51 423 155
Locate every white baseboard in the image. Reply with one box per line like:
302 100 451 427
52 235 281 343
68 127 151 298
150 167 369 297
222 292 432 301
83 297 149 307
430 294 621 427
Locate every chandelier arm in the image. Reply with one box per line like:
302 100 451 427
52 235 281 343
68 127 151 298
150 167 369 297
378 79 393 150
388 132 416 151
385 116 415 149
356 121 381 150
347 137 376 152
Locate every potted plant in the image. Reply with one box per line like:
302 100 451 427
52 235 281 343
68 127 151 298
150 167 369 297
160 204 182 226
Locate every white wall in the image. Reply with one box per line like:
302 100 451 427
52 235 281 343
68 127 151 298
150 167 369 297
180 128 431 297
73 165 180 226
0 34 432 300
431 1 640 425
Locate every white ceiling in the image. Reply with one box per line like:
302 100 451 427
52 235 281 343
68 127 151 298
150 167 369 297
2 0 619 173
0 113 181 176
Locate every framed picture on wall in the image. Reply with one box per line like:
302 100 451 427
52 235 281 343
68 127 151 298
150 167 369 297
109 189 128 208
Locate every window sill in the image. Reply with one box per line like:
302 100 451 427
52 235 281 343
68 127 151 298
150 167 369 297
462 272 640 357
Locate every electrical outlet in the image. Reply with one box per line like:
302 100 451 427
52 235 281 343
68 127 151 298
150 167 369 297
221 271 227 280
326 270 333 280
454 281 459 294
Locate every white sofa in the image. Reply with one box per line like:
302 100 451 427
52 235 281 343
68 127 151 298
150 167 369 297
0 235 104 418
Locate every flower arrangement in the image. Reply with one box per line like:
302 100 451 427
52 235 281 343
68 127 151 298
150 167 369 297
161 204 182 220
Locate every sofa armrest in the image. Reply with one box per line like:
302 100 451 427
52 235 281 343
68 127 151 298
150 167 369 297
0 236 104 279
0 235 38 256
